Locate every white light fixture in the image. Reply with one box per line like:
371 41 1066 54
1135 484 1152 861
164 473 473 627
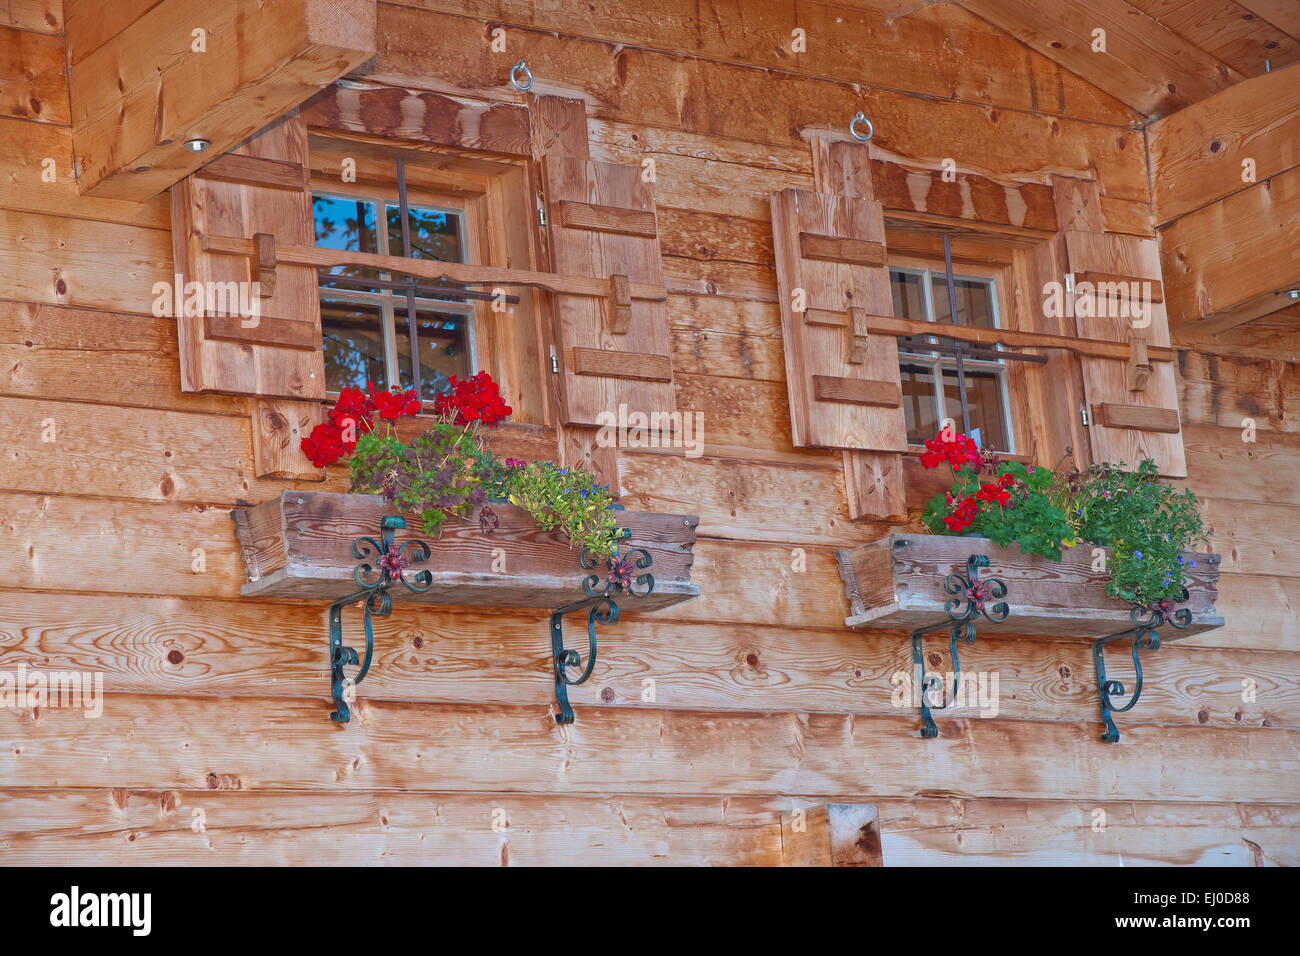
1287 289 1300 300
183 138 210 153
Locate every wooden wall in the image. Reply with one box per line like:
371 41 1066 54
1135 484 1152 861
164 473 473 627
1 0 1297 865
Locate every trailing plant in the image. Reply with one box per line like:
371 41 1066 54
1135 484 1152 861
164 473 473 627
920 429 1208 608
300 373 623 558
489 460 622 560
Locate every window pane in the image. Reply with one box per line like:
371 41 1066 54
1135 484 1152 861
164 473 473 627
395 309 472 397
901 363 940 444
942 367 1010 452
321 299 388 393
387 204 463 263
890 269 934 356
313 195 383 293
930 275 995 329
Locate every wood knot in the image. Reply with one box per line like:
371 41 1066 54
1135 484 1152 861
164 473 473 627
167 649 184 665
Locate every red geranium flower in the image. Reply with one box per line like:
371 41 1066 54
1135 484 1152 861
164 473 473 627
433 371 512 427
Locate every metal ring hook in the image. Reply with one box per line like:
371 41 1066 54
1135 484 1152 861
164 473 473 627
510 59 534 92
850 111 874 143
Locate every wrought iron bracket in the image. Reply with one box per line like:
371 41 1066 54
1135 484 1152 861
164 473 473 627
1092 590 1191 742
550 531 655 725
328 515 431 722
909 554 1010 738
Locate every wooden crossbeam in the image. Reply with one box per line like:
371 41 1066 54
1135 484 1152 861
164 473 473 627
863 313 1175 363
203 234 667 306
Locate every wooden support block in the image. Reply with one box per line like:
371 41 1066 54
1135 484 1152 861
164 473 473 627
195 154 309 192
813 375 901 407
798 232 887 268
605 273 632 334
203 313 317 351
846 306 869 365
1128 338 1151 392
572 348 673 383
1076 270 1164 304
1092 403 1181 434
252 232 277 299
556 200 657 238
251 399 327 480
780 805 883 867
67 0 377 201
843 450 906 522
560 425 620 495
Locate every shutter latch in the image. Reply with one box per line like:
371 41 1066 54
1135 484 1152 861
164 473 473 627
1080 406 1090 427
550 346 559 374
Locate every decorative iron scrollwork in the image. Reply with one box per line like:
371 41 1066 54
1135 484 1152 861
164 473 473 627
549 531 654 725
328 515 430 722
1093 588 1190 742
910 554 1010 738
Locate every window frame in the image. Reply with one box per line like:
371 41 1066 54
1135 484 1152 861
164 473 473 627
312 185 480 399
304 130 551 425
886 256 1021 455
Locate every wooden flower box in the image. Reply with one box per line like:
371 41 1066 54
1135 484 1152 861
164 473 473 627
231 491 699 612
836 534 1223 638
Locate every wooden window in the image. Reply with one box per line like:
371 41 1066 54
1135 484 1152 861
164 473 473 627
312 189 476 398
306 132 549 425
888 265 1016 453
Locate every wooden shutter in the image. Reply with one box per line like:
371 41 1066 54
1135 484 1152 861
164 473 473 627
1064 231 1187 478
543 156 676 427
770 188 907 452
170 113 325 400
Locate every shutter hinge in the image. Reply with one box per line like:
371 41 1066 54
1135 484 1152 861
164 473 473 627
550 346 559 374
537 195 547 228
1080 406 1090 427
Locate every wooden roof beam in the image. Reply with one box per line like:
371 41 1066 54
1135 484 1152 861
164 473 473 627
66 0 377 202
958 0 1240 116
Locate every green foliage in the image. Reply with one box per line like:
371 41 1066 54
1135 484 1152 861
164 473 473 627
1069 459 1209 605
924 443 1209 608
349 425 491 539
488 462 623 560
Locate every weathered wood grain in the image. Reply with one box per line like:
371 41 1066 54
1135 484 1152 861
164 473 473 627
0 209 171 312
2 694 1295 801
0 789 786 865
0 24 66 124
1148 63 1300 225
2 588 1291 727
366 5 1151 202
0 117 172 228
3 790 1293 865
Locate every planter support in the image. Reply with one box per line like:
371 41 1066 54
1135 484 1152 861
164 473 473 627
909 554 1010 738
1093 593 1191 742
550 534 655 725
328 516 431 723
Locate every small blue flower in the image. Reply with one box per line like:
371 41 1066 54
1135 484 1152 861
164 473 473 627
1163 576 1173 585
1133 550 1143 558
580 488 589 499
1176 555 1185 565
1188 559 1196 567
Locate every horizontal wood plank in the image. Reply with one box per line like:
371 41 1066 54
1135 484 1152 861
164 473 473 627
572 347 674 382
1093 403 1183 434
813 375 902 407
556 200 658 238
1 693 1295 801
